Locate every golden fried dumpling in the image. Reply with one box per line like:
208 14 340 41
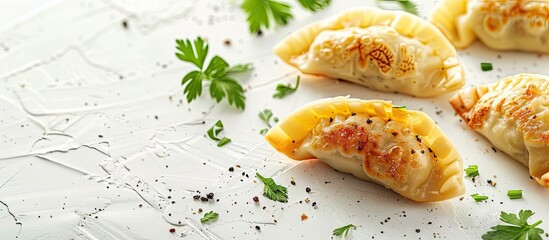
274 8 465 97
450 74 549 187
431 0 549 52
265 97 465 202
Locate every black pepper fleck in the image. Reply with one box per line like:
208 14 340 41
305 187 311 193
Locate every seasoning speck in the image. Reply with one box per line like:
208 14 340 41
169 228 175 233
415 229 421 233
255 225 260 230
305 187 311 193
301 213 308 221
200 197 208 202
207 193 214 199
253 196 259 203
193 195 200 200
291 180 296 185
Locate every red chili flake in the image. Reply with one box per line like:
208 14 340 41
253 196 259 203
169 228 175 233
301 213 308 221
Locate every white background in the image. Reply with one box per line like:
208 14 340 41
0 0 548 239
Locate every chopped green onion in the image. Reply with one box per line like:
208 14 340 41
207 120 231 147
207 120 224 141
392 105 407 109
481 62 493 71
507 190 523 199
217 137 232 147
471 193 488 202
259 128 269 135
464 165 479 177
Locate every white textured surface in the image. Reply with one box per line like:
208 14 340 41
0 0 548 239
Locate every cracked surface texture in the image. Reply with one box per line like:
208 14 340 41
0 0 548 239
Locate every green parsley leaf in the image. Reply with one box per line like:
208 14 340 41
241 0 293 34
204 56 230 78
333 224 355 237
482 210 544 240
228 63 254 74
376 0 419 15
209 76 246 110
176 37 208 70
176 38 251 109
258 109 278 134
207 120 231 147
392 105 407 109
182 70 203 103
256 172 288 202
464 165 479 177
200 211 219 223
259 109 274 128
297 0 331 12
507 190 523 200
471 193 489 202
273 76 300 99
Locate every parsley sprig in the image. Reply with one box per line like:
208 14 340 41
482 210 544 240
259 109 279 135
333 224 355 237
241 0 330 34
256 172 288 202
200 211 219 223
273 76 300 98
240 0 418 34
176 37 252 109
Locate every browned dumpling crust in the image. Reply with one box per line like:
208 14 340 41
431 0 549 52
274 8 465 97
266 97 465 202
450 74 549 187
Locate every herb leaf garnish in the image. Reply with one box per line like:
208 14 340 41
375 0 419 15
464 165 479 177
176 37 251 109
333 224 355 237
241 0 293 34
200 211 219 223
259 109 279 135
471 193 489 202
207 120 231 147
482 210 544 240
297 0 331 12
256 172 288 202
273 76 300 99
